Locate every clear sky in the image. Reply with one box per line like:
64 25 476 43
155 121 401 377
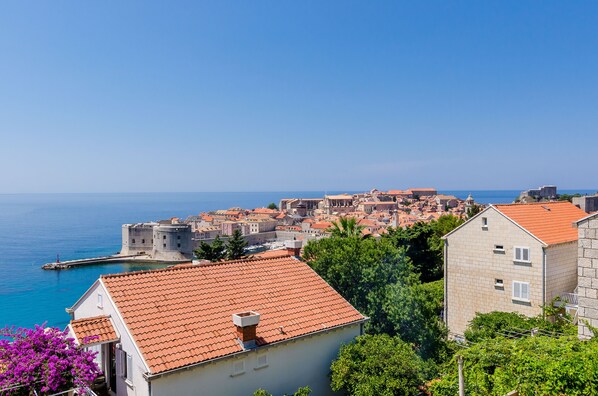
1 1 596 193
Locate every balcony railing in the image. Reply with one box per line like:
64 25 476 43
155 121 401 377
558 292 579 306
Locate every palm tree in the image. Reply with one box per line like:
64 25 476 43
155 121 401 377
327 216 365 238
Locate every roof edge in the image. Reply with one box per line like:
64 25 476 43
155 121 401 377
145 317 369 378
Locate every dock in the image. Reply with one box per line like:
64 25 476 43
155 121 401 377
41 254 184 270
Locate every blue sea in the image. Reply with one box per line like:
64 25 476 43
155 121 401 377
0 190 594 330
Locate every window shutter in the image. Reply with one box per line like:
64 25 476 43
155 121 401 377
522 283 529 300
515 248 521 261
116 348 123 377
522 248 529 262
514 282 521 299
126 353 133 381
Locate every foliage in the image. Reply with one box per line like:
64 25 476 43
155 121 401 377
466 203 482 219
327 216 365 238
303 236 416 335
429 335 598 396
464 311 576 343
303 236 450 363
0 325 100 395
385 215 463 282
253 386 311 396
267 202 278 210
226 229 248 260
558 193 582 202
194 235 226 262
330 334 426 396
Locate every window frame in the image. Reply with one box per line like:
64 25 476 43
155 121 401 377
512 280 531 302
513 246 531 263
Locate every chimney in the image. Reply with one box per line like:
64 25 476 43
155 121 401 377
232 311 260 349
285 240 302 257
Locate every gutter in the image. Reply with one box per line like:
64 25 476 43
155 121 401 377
542 248 547 320
142 317 369 381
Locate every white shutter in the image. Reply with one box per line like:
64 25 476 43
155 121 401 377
126 353 133 381
116 348 123 377
522 248 529 262
522 283 529 300
513 282 521 299
515 247 522 261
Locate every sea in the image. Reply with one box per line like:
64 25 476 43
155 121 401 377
0 190 594 330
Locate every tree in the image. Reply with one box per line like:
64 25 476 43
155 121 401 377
464 310 576 343
384 215 463 282
303 236 416 335
226 229 248 260
267 202 278 210
327 217 365 238
330 334 426 396
466 203 482 218
194 235 225 262
0 325 100 395
429 335 598 396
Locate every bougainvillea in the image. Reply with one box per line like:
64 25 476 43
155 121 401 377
0 324 101 395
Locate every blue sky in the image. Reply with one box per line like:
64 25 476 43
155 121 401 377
1 1 596 192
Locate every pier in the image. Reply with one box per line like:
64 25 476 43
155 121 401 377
41 254 186 270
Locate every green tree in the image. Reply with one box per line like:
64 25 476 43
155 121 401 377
226 229 248 260
464 311 576 343
267 202 278 210
303 236 415 335
330 334 426 396
466 203 483 218
430 335 598 396
194 235 226 262
327 216 365 238
385 215 463 282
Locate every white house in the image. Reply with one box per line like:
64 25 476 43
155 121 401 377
66 255 367 396
443 201 587 336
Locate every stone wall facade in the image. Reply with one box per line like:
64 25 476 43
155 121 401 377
577 214 598 338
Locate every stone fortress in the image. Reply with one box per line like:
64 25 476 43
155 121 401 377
121 222 193 262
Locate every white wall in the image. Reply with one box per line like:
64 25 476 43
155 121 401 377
545 241 578 300
72 281 150 396
150 324 362 396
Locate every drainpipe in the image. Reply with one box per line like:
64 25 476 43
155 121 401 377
542 248 547 320
444 240 449 326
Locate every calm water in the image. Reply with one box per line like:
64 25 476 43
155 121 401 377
0 190 593 329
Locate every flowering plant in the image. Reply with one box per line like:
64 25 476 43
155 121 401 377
0 324 101 395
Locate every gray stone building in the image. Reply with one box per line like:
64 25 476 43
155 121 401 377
573 195 598 214
576 213 598 338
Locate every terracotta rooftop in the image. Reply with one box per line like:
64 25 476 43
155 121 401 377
494 201 587 245
69 315 118 346
100 256 366 374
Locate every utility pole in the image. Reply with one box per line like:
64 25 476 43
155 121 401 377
458 355 465 396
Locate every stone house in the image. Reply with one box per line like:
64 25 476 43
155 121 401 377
66 256 367 396
443 202 587 336
576 213 598 338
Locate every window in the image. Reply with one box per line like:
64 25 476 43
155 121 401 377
177 243 181 248
231 360 245 377
141 239 145 244
163 243 166 248
177 235 181 240
514 247 530 263
482 217 488 228
163 235 166 240
131 239 135 244
513 281 530 302
494 245 505 252
97 293 103 308
255 354 268 369
495 279 504 287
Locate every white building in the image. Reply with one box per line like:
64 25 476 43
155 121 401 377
67 256 367 396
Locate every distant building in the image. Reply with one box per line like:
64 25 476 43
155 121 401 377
323 194 354 214
408 188 437 197
520 185 558 200
443 202 586 336
573 195 598 213
67 256 367 396
121 222 192 261
435 194 459 209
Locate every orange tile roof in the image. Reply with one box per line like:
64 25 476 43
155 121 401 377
311 221 333 229
101 257 365 374
494 201 587 245
70 315 118 346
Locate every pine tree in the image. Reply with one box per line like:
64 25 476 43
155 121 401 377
194 235 226 262
226 230 248 260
